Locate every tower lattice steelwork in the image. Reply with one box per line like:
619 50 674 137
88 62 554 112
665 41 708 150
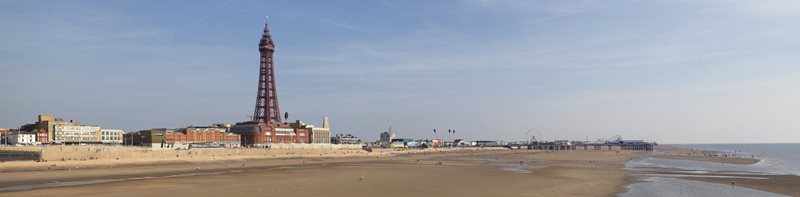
253 19 282 125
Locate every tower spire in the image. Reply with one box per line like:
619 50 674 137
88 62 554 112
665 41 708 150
253 18 281 125
261 16 272 40
260 17 275 51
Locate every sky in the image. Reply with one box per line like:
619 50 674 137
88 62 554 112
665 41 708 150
1 0 799 144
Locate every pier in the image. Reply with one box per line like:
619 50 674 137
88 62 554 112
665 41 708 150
505 143 654 151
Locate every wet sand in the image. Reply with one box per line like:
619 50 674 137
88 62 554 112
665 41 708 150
687 174 800 196
651 155 758 165
0 149 645 197
654 145 759 164
631 146 800 196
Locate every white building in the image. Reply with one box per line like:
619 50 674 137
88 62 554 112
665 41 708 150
289 117 332 144
6 133 36 145
309 117 332 144
308 126 331 144
54 125 100 143
100 129 124 144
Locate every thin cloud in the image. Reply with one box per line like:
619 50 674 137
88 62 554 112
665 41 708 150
523 0 639 25
322 20 364 32
188 0 236 29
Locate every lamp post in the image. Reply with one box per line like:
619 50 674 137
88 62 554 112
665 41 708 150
448 129 452 146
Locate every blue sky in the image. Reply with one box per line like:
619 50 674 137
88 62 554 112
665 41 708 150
1 0 800 143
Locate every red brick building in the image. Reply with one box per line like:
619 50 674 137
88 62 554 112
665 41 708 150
0 129 9 143
230 122 309 147
167 127 240 144
36 130 49 144
124 127 241 148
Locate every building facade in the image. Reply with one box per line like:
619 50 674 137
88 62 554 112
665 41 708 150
123 132 142 146
37 115 80 143
380 131 396 147
171 127 240 145
331 134 361 145
309 127 331 144
53 125 101 144
390 138 414 148
289 118 331 144
100 129 124 144
0 129 9 143
132 127 241 148
231 122 309 147
6 133 36 145
10 115 123 145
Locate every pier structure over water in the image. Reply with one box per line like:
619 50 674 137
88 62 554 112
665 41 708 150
508 143 654 151
505 134 655 151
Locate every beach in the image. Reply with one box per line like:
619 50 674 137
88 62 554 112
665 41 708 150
0 149 645 197
3 145 798 197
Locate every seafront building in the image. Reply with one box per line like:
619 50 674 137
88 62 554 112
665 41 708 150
380 131 396 147
125 126 241 149
390 138 414 148
53 125 101 144
289 117 332 144
34 115 79 143
0 128 9 144
431 139 444 148
331 134 361 145
4 133 36 145
308 126 331 144
100 129 124 144
230 122 309 147
9 115 125 145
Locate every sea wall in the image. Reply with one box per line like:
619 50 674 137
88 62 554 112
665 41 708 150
0 145 367 161
0 145 504 162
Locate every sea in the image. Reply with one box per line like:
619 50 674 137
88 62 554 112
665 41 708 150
620 143 800 197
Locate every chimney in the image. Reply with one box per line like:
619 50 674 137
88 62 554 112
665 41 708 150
323 116 330 128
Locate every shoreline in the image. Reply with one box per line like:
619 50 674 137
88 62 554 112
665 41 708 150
653 145 760 164
622 145 799 196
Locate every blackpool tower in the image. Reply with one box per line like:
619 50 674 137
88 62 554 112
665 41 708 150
253 19 282 125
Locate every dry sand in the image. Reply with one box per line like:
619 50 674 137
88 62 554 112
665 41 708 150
0 147 491 172
0 149 646 197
